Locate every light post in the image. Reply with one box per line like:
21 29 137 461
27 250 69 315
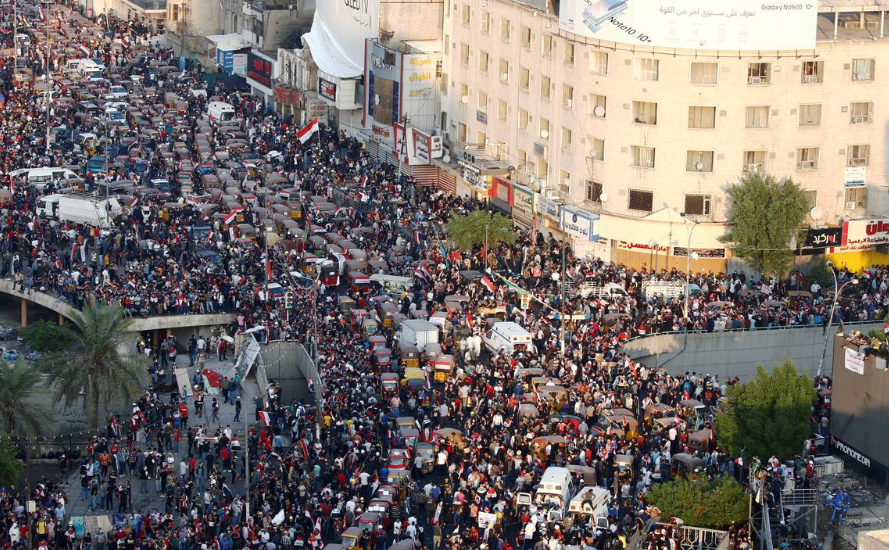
817 261 857 377
680 214 700 328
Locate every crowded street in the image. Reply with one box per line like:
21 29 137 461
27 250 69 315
0 3 872 550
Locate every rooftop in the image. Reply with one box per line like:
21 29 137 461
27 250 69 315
816 11 889 40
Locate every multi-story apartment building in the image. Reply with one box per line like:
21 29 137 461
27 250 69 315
441 0 889 268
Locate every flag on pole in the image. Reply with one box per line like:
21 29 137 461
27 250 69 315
266 255 273 281
466 310 473 329
359 175 368 188
129 196 139 208
258 411 273 427
481 274 497 293
38 5 45 20
297 118 319 144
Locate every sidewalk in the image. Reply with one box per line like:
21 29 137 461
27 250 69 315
61 353 261 518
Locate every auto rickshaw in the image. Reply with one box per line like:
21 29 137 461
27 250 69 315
615 454 634 479
400 427 421 450
423 343 442 367
337 295 356 314
357 512 383 534
320 263 339 287
367 334 387 350
341 527 369 550
671 453 705 479
400 345 420 368
644 402 676 421
566 464 598 487
537 385 570 413
518 403 540 420
396 417 415 431
401 368 427 392
379 302 398 328
361 318 379 336
532 376 562 392
374 348 392 371
433 354 455 383
688 429 712 452
381 373 399 399
415 443 435 474
323 544 345 550
390 541 417 550
367 495 394 521
531 435 568 460
351 309 370 326
386 468 412 493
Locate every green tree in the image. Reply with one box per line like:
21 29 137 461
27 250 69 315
0 440 23 488
720 173 810 277
0 361 49 436
445 210 517 252
43 305 148 429
647 476 748 529
716 360 817 459
21 320 74 352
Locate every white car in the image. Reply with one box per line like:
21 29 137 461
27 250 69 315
107 85 128 99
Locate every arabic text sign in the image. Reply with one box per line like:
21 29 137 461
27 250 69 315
845 348 865 375
559 0 817 51
803 227 842 249
844 166 866 188
560 207 599 241
842 218 889 247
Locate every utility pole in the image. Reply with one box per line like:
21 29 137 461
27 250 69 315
244 395 250 519
484 223 489 270
560 244 566 355
44 2 52 156
13 0 18 82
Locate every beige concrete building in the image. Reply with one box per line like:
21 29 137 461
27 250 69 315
440 0 889 262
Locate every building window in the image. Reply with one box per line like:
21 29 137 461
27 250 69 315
635 58 659 81
477 91 488 112
633 101 657 125
563 85 574 108
686 150 714 172
540 75 551 99
559 170 571 194
851 58 875 81
589 51 608 75
499 59 509 82
500 18 511 41
684 194 712 216
539 117 550 139
801 60 824 83
799 104 821 127
586 181 604 203
797 147 819 170
521 26 531 49
848 144 870 166
564 43 575 65
497 99 507 121
519 67 530 90
459 83 469 102
803 190 817 209
845 187 867 209
518 108 529 130
537 159 548 180
461 4 471 26
745 106 769 128
629 189 654 212
850 101 874 124
517 149 527 168
480 10 490 32
747 62 771 85
588 137 604 161
542 34 554 57
631 146 655 168
460 44 469 65
457 122 467 142
444 35 449 52
561 127 572 150
590 94 606 118
479 51 489 73
690 62 718 85
743 151 766 173
688 106 716 129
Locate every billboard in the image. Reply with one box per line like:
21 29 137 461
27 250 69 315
305 0 380 78
559 0 817 51
560 206 600 241
247 52 272 88
842 218 889 247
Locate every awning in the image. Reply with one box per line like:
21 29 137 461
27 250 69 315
206 33 251 52
302 12 362 79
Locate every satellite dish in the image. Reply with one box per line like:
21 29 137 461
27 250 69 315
461 95 469 104
695 162 703 171
443 154 451 163
810 207 824 220
540 129 549 139
599 192 609 203
594 106 606 117
374 94 380 106
589 149 597 158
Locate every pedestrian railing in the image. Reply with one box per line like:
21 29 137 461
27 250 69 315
624 318 880 345
669 524 730 550
781 489 818 507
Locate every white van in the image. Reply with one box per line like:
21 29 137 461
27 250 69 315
564 487 612 529
579 282 630 300
8 167 79 189
534 467 576 519
207 101 236 123
37 194 122 229
483 322 536 355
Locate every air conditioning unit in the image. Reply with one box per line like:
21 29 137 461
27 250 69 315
851 116 868 124
747 164 760 173
804 75 818 83
855 73 871 81
565 99 573 109
800 160 815 169
500 73 509 81
749 77 763 84
850 159 867 166
846 201 859 210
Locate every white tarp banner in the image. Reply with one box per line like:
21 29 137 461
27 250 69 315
845 348 865 375
559 0 817 51
303 0 380 79
237 335 262 378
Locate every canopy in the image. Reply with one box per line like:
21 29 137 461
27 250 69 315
302 13 362 79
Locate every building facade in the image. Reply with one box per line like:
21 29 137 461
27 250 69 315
440 0 889 263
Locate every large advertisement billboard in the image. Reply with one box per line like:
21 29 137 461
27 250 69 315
559 0 817 51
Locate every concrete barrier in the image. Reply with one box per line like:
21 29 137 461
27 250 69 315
621 321 883 380
257 341 319 404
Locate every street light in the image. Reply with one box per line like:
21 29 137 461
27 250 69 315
680 213 700 328
817 261 858 377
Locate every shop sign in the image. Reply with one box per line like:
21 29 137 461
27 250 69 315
319 78 337 101
513 185 534 214
247 52 272 88
673 247 726 258
371 124 391 144
842 218 889 247
617 241 668 253
489 177 513 204
537 195 559 220
560 206 599 241
802 227 842 249
844 166 866 188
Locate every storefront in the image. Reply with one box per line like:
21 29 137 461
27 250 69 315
245 50 276 110
488 177 513 216
512 184 535 230
559 205 605 257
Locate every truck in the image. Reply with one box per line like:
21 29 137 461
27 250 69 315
578 282 630 300
37 194 122 229
395 319 440 353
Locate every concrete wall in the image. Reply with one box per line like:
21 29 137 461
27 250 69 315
258 341 320 405
621 321 884 380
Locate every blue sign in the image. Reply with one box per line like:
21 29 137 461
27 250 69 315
217 50 234 74
179 55 186 71
559 206 599 241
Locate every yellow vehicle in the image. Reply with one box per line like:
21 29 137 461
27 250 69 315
379 302 398 329
400 345 420 368
340 527 369 550
671 453 705 480
361 318 379 337
433 354 455 383
401 367 427 392
396 417 415 430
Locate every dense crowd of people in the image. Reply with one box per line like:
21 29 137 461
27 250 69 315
0 4 855 550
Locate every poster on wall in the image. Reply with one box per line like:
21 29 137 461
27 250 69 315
845 348 865 375
319 78 338 101
559 0 817 51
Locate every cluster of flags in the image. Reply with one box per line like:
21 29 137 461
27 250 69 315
413 263 433 283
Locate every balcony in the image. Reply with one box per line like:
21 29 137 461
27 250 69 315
122 0 166 11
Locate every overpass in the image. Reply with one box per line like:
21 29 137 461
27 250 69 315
0 278 233 333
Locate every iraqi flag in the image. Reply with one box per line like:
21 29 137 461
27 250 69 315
38 5 45 20
129 196 139 208
481 274 497 293
297 118 319 144
223 210 238 225
258 411 273 427
466 310 473 329
266 256 273 281
359 175 368 188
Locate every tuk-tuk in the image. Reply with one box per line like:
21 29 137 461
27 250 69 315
386 468 412 493
323 544 346 550
688 429 712 452
362 318 379 336
396 417 415 431
374 348 392 370
615 454 634 479
400 427 421 450
349 271 372 293
341 527 369 550
644 402 675 420
531 435 568 460
367 495 394 520
671 453 705 479
379 302 398 329
320 263 339 287
433 354 455 383
566 464 598 487
415 443 435 474
401 345 420 368
381 373 399 399
351 309 370 325
367 334 387 350
357 512 383 534
518 403 540 420
537 385 570 412
370 274 414 298
390 541 417 550
402 368 426 392
423 343 443 367
338 295 356 314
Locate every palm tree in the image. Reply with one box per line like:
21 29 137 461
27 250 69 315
0 361 49 436
44 305 148 429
